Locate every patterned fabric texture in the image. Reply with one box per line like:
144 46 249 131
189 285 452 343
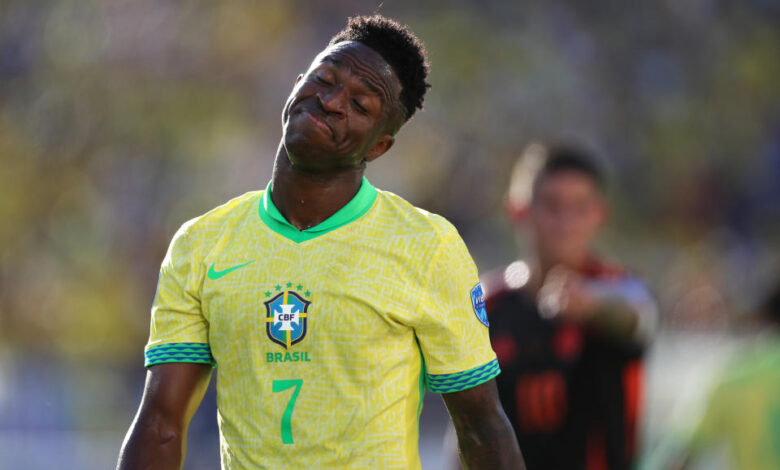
145 179 498 469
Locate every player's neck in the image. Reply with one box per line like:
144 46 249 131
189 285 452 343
270 146 365 231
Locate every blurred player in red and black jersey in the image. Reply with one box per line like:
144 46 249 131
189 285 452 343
477 143 657 470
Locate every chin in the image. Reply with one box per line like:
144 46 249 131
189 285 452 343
284 126 323 154
283 138 333 172
285 134 360 173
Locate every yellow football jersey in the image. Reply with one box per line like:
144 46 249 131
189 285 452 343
145 177 499 469
689 341 780 470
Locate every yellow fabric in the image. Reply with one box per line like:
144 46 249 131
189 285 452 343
690 340 780 470
146 185 497 469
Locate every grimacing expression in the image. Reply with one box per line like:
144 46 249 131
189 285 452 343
282 41 404 172
530 171 606 265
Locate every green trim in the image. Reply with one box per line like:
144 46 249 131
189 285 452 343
144 342 216 367
416 343 426 449
425 359 500 394
258 177 378 243
417 354 426 418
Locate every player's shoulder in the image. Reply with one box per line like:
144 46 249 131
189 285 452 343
374 188 461 243
584 257 652 294
718 341 780 390
481 260 532 310
583 257 631 280
172 191 262 244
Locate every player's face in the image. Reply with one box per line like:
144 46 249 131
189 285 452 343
281 41 402 172
530 171 606 266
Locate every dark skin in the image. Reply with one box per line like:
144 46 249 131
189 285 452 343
273 41 402 230
116 363 211 470
117 41 524 470
443 380 526 469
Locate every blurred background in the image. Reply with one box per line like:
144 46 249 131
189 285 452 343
0 1 778 469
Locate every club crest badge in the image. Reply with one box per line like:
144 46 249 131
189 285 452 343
264 289 311 349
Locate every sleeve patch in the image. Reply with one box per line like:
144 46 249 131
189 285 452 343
144 342 215 367
471 283 489 327
425 359 500 393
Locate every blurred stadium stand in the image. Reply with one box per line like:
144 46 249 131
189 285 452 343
0 1 778 468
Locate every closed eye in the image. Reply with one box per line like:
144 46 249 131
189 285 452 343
315 76 332 86
352 99 368 113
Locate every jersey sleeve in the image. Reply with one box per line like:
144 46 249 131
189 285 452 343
413 229 499 394
144 222 214 367
588 276 659 344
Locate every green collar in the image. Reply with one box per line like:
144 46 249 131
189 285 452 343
258 177 378 243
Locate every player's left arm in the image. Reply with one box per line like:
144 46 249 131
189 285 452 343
411 224 525 468
442 379 526 470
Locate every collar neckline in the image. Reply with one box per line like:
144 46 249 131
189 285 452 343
258 177 377 243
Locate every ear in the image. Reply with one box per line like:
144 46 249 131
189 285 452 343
364 134 395 162
595 198 609 227
504 196 530 224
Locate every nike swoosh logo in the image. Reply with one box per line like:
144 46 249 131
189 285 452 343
208 261 255 280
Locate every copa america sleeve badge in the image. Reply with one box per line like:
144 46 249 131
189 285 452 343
470 283 489 327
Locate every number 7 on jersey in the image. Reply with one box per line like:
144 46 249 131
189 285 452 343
272 379 303 444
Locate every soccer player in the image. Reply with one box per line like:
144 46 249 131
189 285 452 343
473 143 657 470
116 15 524 470
674 282 780 470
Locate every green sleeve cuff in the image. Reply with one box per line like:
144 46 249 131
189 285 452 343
425 358 500 394
144 342 215 367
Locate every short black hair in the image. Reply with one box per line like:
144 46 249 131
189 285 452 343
762 281 780 326
507 142 606 207
535 144 606 192
330 15 430 122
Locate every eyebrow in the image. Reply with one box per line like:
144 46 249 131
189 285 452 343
321 57 383 99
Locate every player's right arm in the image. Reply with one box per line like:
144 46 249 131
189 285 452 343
116 363 212 470
117 221 215 469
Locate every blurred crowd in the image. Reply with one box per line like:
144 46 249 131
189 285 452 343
0 1 778 469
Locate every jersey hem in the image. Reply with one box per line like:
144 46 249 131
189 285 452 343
144 342 215 367
425 358 500 394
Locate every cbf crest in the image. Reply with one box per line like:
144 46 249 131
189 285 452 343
264 287 311 349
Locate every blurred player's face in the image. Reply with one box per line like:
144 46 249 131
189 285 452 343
530 171 606 267
281 41 402 172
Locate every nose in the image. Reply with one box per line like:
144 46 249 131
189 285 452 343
317 86 347 119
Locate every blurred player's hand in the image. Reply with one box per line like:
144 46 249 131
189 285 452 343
537 266 596 321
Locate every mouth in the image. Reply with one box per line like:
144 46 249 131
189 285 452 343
303 111 334 137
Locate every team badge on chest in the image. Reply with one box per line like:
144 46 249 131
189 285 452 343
264 287 311 349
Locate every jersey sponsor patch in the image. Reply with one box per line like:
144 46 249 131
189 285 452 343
265 288 311 349
471 283 489 327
